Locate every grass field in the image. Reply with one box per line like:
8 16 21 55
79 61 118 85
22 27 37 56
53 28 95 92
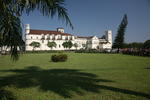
0 53 150 100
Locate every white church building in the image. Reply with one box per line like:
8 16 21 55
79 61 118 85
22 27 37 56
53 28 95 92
25 24 112 51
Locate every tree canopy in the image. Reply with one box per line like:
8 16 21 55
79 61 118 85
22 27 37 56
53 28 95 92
143 40 150 49
0 0 73 60
113 14 128 51
29 41 40 51
74 43 78 50
62 41 73 49
47 41 57 50
123 42 143 49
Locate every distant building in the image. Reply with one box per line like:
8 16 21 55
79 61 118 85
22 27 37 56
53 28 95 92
25 24 112 51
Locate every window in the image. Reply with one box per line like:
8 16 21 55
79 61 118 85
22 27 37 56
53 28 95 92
42 40 44 43
65 36 68 40
58 35 62 40
52 36 55 40
41 34 45 39
31 36 32 39
36 37 38 39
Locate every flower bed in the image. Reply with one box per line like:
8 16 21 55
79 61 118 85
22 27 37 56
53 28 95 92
122 48 150 56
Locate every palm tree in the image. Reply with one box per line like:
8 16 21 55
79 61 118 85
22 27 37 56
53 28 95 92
0 0 73 60
47 41 57 50
29 41 40 51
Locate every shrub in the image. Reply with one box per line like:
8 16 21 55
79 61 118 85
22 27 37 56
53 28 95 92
51 54 68 62
75 49 99 53
75 49 112 53
25 50 63 54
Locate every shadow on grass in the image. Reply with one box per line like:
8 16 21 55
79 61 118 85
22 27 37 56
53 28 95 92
0 66 150 99
144 67 150 69
0 66 111 98
0 89 16 100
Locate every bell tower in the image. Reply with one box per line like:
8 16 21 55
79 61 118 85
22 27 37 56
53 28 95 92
25 24 30 34
105 30 112 44
57 28 64 33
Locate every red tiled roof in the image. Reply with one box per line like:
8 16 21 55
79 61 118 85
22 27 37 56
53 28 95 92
29 29 73 36
77 36 94 39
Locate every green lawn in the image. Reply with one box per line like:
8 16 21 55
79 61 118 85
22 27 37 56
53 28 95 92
0 53 150 100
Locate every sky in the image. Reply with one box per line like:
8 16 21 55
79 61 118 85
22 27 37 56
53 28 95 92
22 0 150 43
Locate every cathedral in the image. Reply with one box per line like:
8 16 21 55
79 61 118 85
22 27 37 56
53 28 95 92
25 24 112 51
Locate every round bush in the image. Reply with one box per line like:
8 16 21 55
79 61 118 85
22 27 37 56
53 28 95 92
51 54 68 62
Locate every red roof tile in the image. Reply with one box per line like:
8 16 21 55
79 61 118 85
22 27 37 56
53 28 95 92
29 29 73 36
77 36 94 39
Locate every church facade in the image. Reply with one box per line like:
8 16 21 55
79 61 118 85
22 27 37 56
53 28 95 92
25 24 112 51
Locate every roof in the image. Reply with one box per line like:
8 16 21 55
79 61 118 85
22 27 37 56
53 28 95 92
77 36 94 39
29 29 73 36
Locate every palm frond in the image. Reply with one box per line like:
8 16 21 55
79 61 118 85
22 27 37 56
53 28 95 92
0 9 23 60
0 0 73 60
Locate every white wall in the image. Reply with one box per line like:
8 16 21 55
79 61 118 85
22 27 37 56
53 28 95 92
25 34 77 51
25 30 112 51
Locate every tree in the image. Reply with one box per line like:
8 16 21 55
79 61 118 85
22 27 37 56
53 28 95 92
29 42 40 51
143 40 150 49
62 42 67 49
101 35 105 39
67 41 73 49
0 33 3 51
0 0 73 60
123 42 143 49
74 43 78 50
113 14 128 52
62 41 73 50
82 44 88 49
47 41 57 50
